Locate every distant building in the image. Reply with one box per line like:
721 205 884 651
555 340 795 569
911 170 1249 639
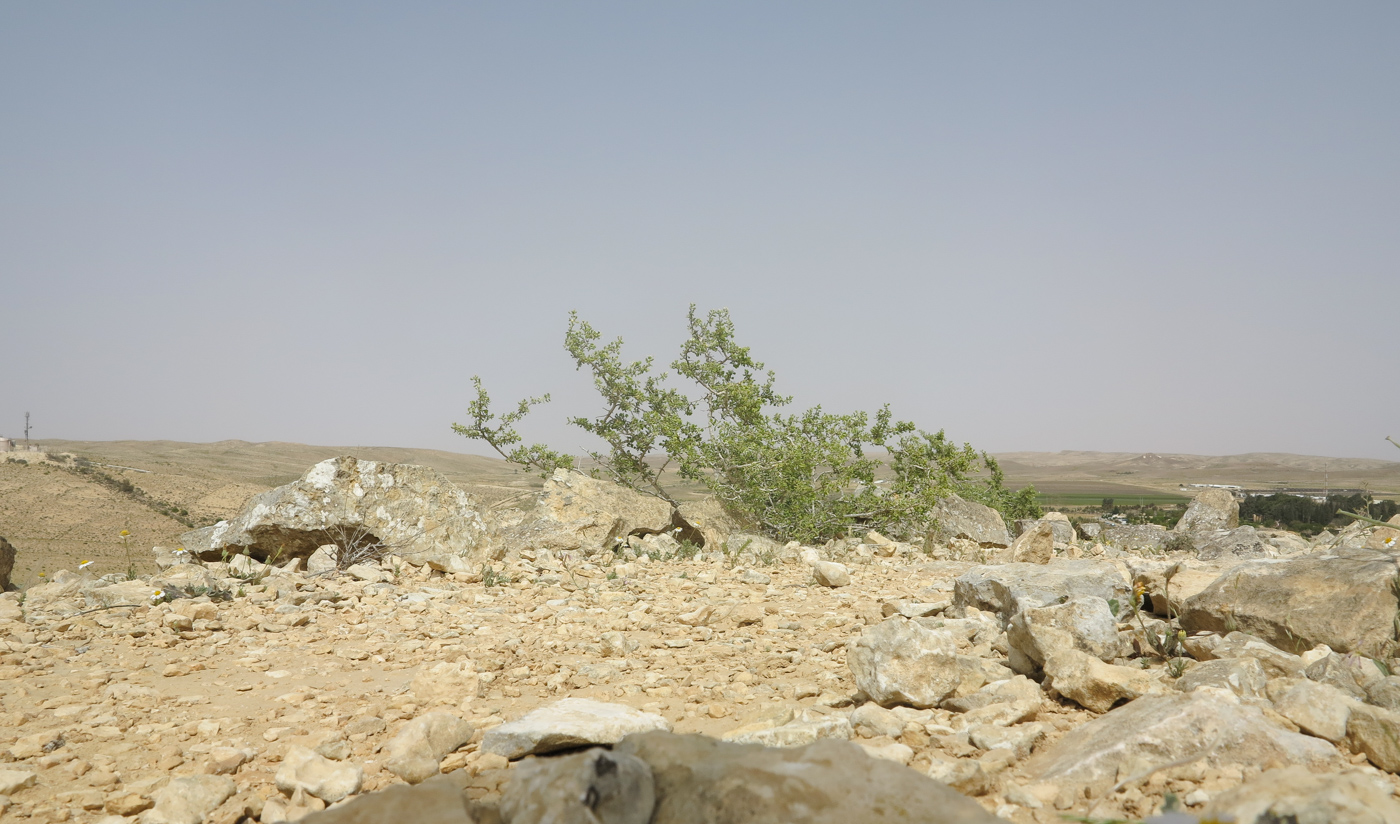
0 437 12 453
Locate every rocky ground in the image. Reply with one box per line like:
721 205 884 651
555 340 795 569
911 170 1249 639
4 463 1400 823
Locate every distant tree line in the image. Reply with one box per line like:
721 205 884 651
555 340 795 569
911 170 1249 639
1239 493 1399 535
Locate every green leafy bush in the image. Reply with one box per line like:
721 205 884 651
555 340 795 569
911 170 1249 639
456 306 1039 543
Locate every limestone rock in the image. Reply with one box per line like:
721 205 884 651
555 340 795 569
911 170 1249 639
1006 596 1123 672
723 714 853 747
501 747 655 824
1042 648 1158 713
307 546 338 574
1203 765 1400 824
1179 549 1400 654
0 769 36 794
1367 675 1400 711
953 560 1130 622
942 674 1042 714
1209 631 1306 679
1007 522 1053 564
851 704 907 739
178 456 497 569
384 712 474 785
1015 513 1075 544
928 494 1011 548
1306 652 1384 701
481 698 672 760
297 775 474 824
139 776 237 824
1101 523 1168 551
847 617 962 709
1174 488 1240 535
1175 657 1267 700
1024 689 1339 796
275 745 363 803
411 661 479 710
811 561 850 588
616 731 1002 824
504 469 673 554
1267 677 1357 743
1347 703 1400 771
0 535 14 591
1195 526 1269 561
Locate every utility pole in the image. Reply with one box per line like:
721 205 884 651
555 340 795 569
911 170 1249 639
23 412 30 443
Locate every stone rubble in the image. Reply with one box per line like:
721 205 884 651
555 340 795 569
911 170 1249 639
2 482 1400 822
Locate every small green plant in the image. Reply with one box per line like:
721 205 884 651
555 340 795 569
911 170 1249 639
482 565 512 588
606 570 618 581
1167 657 1188 679
1107 598 1121 619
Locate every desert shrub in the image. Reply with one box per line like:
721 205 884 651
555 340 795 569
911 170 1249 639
456 306 1039 543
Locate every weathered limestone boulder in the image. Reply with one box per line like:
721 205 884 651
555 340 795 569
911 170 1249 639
481 699 672 760
1101 523 1167 551
1203 765 1400 824
723 714 854 748
384 712 474 785
1176 657 1268 700
953 560 1130 622
501 747 655 824
928 494 1010 548
1078 521 1102 541
297 775 474 824
1042 648 1158 712
811 560 850 588
1261 528 1312 555
1023 688 1339 797
504 469 675 553
275 745 363 803
615 731 1003 824
1007 522 1053 564
1195 526 1270 561
1306 652 1384 701
139 775 237 824
1347 703 1400 772
1266 677 1358 743
1014 514 1075 545
1179 549 1400 655
0 535 14 590
1006 597 1124 673
1207 631 1306 679
847 617 962 709
675 497 753 555
1175 488 1239 535
942 674 1042 714
178 457 497 568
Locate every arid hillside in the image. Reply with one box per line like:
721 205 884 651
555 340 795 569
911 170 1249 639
3 439 1397 586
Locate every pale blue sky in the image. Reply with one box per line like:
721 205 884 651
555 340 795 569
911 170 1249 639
3 4 1398 460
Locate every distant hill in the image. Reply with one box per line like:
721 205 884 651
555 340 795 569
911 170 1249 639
6 439 1396 586
995 450 1400 499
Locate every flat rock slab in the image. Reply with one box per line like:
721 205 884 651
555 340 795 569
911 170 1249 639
481 698 673 760
1179 548 1400 655
953 560 1130 621
1023 688 1339 796
617 731 1002 824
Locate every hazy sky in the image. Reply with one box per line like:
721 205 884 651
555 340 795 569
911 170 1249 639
3 4 1398 461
